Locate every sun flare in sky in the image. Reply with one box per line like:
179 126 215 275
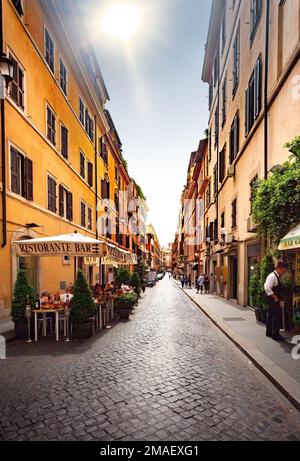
101 2 141 40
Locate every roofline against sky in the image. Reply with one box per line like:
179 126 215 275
201 0 225 83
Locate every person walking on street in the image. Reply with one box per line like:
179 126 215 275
197 274 204 294
183 274 188 289
180 275 185 289
204 274 210 294
188 275 192 289
264 261 288 342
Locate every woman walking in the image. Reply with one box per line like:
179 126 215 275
204 274 210 294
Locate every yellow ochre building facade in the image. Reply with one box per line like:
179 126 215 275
0 0 142 324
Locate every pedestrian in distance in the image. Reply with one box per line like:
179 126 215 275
264 261 288 342
180 275 185 289
196 274 200 293
204 274 210 294
197 274 204 294
188 275 192 289
184 274 189 289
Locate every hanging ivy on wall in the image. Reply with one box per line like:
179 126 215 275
252 136 300 246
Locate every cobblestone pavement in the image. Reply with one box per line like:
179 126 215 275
1 278 300 441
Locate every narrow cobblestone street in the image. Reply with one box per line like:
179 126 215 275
1 278 300 441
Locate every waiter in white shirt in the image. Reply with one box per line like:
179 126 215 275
264 261 288 341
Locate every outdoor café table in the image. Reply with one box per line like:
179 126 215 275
33 306 65 342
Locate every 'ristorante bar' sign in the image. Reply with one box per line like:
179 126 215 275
15 241 101 256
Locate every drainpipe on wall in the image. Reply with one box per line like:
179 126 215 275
264 0 270 180
0 0 7 248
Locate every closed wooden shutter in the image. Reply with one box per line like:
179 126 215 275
10 147 20 194
101 179 105 199
245 89 249 135
24 157 33 200
48 177 57 212
87 162 93 187
59 185 64 217
88 207 92 230
81 202 86 227
61 126 68 159
234 114 239 159
67 192 73 221
254 58 262 117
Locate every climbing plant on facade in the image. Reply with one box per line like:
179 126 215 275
252 136 300 246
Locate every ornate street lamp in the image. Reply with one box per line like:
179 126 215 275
0 53 14 89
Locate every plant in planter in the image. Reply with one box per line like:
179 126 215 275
249 255 275 322
131 271 141 298
249 263 262 321
136 257 147 293
258 255 275 322
70 270 97 338
11 269 35 339
114 267 132 289
292 316 300 333
115 292 138 320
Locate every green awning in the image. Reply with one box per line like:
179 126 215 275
278 224 300 251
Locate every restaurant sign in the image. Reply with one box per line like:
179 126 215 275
101 245 138 266
84 256 100 266
15 241 101 257
278 224 300 251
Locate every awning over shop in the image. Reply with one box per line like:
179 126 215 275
14 232 138 265
101 243 138 266
278 224 300 251
13 233 106 257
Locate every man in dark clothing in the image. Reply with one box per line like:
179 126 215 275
264 261 288 341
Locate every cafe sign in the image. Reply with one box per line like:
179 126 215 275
14 233 105 257
278 224 300 251
84 256 100 266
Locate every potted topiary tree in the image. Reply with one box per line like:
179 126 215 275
11 269 35 339
136 257 147 293
114 267 132 289
259 255 275 324
131 271 141 298
70 270 97 339
249 263 262 322
115 292 138 320
293 316 300 333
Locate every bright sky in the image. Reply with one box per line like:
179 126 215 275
83 0 212 246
